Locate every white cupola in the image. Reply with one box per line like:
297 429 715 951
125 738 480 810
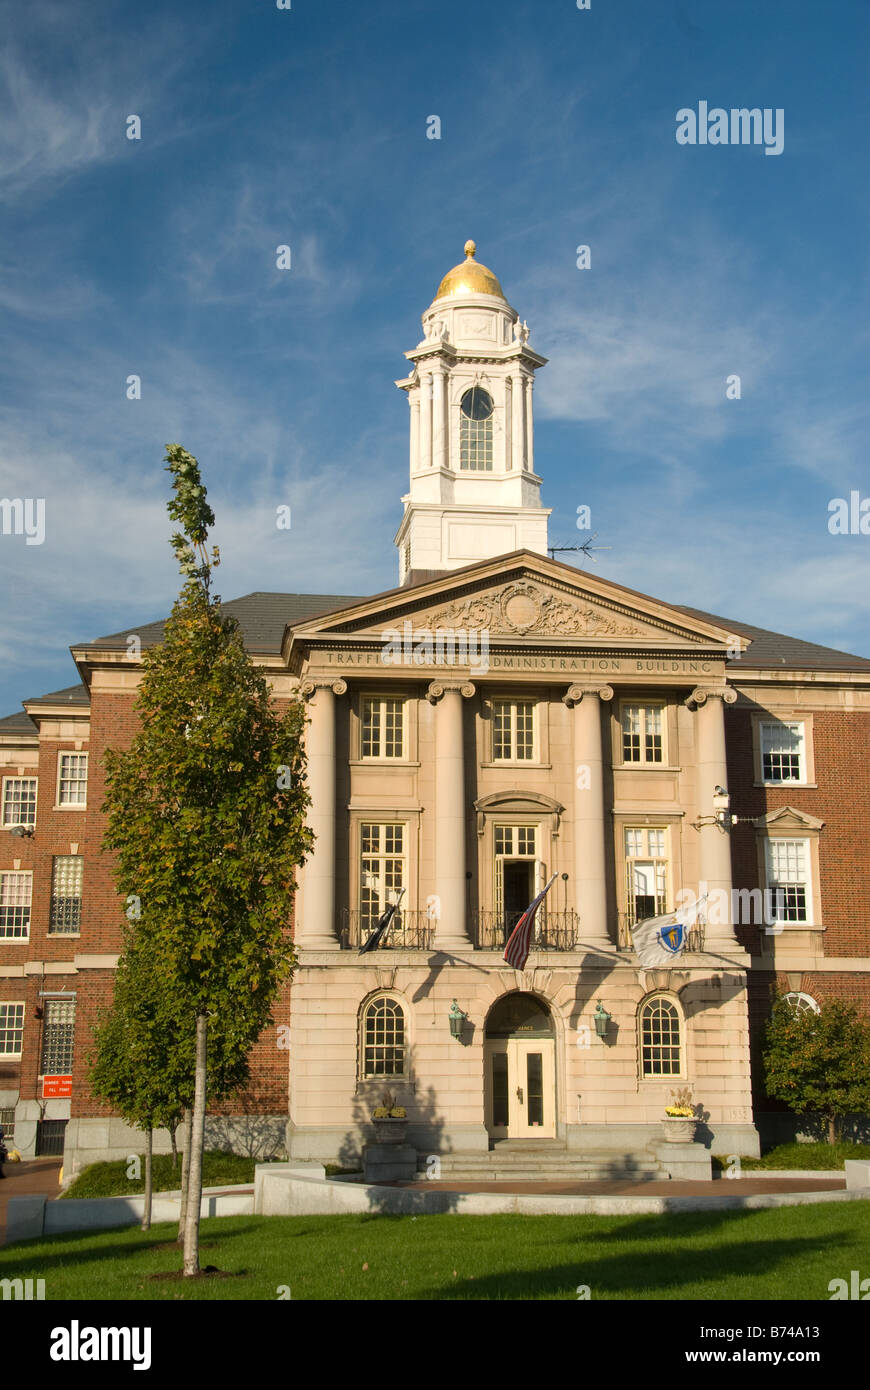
394 240 551 582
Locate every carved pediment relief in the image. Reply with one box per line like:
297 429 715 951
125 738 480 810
428 581 653 640
755 806 825 832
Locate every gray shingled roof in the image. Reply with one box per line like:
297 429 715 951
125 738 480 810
83 592 364 655
674 606 870 672
24 684 90 707
0 709 37 734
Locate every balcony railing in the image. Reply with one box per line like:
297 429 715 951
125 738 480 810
339 908 435 951
471 909 581 952
617 913 705 953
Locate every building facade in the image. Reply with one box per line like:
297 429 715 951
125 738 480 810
2 244 869 1172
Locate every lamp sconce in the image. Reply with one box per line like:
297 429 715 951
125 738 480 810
448 1000 468 1040
693 786 738 833
5 824 34 838
593 1000 612 1040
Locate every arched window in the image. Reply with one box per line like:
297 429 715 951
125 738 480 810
361 996 406 1078
640 996 682 1078
783 991 820 1015
459 387 493 471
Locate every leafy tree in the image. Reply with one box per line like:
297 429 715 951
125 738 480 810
102 445 312 1275
762 994 870 1144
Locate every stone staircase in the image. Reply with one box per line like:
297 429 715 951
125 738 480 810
417 1140 663 1183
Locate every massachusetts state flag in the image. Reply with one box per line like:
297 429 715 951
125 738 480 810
631 911 688 968
503 874 559 970
359 888 406 954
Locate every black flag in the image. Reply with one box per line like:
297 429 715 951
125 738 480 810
359 888 406 954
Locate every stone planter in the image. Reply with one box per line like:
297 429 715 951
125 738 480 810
371 1118 409 1145
661 1115 698 1143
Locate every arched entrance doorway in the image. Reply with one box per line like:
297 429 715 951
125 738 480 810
484 994 556 1140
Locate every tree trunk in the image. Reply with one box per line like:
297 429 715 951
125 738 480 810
141 1127 153 1231
176 1108 192 1243
170 1120 178 1171
183 1015 208 1276
828 1115 837 1145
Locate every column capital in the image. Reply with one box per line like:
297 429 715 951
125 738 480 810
685 685 738 709
300 677 347 700
562 683 614 707
426 680 476 703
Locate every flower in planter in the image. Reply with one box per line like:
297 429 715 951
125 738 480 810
664 1086 696 1117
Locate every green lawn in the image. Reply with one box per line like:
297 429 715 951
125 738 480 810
3 1203 868 1300
60 1151 265 1199
713 1142 870 1172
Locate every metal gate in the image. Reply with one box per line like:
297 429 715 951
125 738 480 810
35 1119 67 1156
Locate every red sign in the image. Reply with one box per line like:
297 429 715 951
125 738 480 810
42 1075 72 1098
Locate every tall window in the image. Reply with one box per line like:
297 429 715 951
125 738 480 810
764 839 810 923
783 991 820 1015
362 996 405 1077
459 387 493 470
625 827 668 924
360 823 405 928
0 1003 25 1055
622 705 664 764
0 872 32 939
2 777 37 828
57 753 88 806
361 697 404 759
50 856 83 934
492 699 535 760
40 998 75 1075
641 997 682 1077
760 722 805 782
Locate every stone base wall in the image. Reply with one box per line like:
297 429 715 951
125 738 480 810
62 1114 287 1178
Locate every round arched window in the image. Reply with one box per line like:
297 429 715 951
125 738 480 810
640 997 682 1078
460 386 493 420
361 996 405 1078
783 991 820 1015
459 387 494 471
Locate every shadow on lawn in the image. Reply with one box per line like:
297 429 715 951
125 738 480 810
422 1228 844 1301
0 1217 262 1281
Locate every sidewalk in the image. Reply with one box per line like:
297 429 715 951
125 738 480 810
0 1159 62 1245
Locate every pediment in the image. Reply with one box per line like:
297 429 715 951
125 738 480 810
288 553 745 653
755 806 825 832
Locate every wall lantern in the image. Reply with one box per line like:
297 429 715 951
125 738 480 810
4 824 33 838
448 1000 467 1040
593 1001 612 1040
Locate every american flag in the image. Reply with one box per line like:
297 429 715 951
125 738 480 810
503 874 559 970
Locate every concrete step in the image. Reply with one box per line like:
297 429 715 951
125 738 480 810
417 1151 663 1182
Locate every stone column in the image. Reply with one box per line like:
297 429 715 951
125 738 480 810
525 375 534 474
298 678 347 950
504 378 513 470
512 371 526 470
418 372 432 470
687 685 739 946
427 681 475 950
432 369 447 471
409 395 420 473
564 684 614 948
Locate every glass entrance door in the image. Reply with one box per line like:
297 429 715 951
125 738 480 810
485 1039 555 1139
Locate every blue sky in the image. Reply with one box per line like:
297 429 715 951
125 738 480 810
1 0 868 712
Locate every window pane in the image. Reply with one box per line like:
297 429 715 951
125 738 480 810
0 1003 24 1054
642 999 680 1076
3 778 37 827
364 998 404 1076
59 754 88 805
761 722 803 781
492 1052 508 1127
0 873 31 938
50 856 83 934
41 999 75 1074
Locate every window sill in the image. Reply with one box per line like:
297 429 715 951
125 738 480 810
754 781 817 790
350 760 421 769
52 804 87 812
47 934 81 940
618 764 682 773
481 761 551 770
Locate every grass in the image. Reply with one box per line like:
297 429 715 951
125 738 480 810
61 1151 268 1199
712 1142 870 1172
2 1203 868 1300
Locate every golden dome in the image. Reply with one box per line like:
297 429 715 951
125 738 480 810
435 239 505 300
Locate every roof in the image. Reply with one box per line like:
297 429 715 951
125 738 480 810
83 593 364 656
24 684 90 707
0 709 37 734
674 606 870 673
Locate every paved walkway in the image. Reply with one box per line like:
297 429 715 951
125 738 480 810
0 1159 62 1245
388 1176 846 1197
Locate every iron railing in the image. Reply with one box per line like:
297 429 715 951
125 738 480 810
339 908 435 951
470 909 581 952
